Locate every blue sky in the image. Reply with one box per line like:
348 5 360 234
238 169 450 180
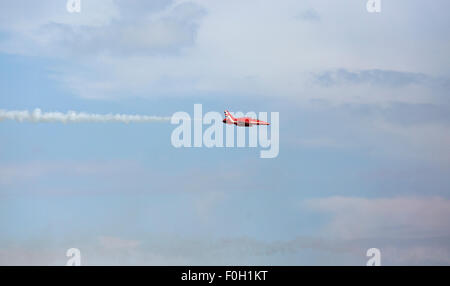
1 0 450 265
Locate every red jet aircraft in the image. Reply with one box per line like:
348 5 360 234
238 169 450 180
222 110 270 127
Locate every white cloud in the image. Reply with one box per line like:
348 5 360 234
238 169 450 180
0 0 120 31
1 0 449 103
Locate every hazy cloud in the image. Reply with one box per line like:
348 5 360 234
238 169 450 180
315 69 428 88
305 196 450 240
98 236 141 250
295 9 320 22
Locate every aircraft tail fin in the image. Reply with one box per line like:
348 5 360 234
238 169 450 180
224 110 235 122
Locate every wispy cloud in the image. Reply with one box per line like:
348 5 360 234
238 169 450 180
295 9 320 22
305 196 450 240
315 69 427 88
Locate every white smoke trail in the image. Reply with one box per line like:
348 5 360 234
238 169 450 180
0 108 171 124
